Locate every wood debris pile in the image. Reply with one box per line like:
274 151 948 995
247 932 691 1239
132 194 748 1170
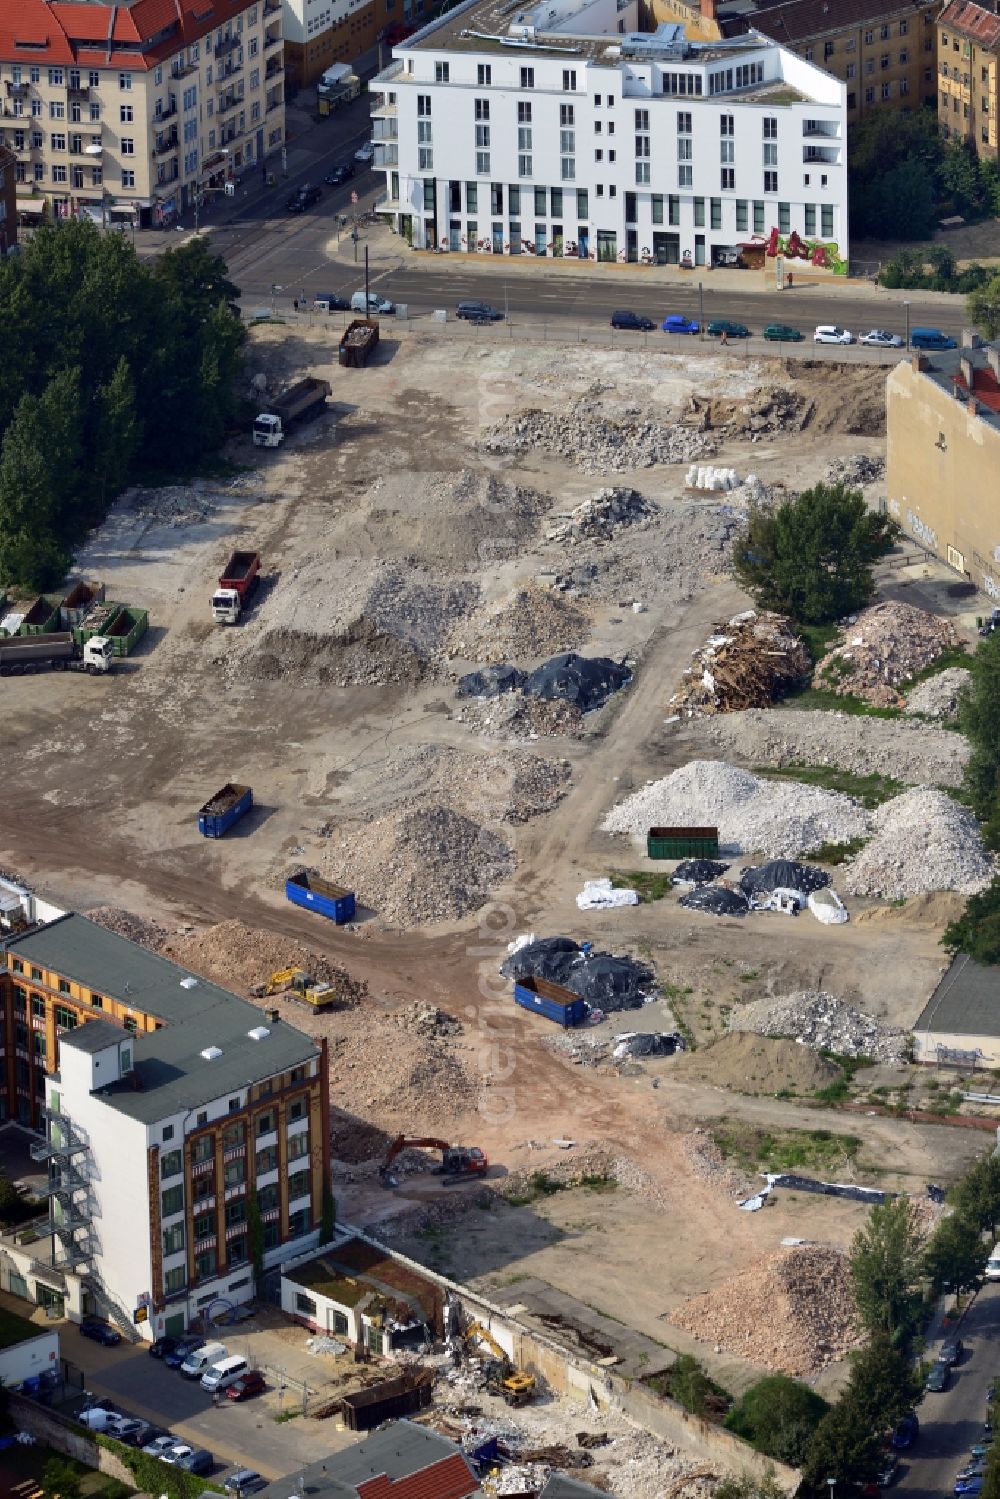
669 611 811 717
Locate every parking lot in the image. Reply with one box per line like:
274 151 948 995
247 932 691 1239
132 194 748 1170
67 1314 364 1479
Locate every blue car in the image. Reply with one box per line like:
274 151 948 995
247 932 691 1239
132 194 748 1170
662 314 699 334
79 1317 121 1347
164 1335 203 1369
955 1479 984 1495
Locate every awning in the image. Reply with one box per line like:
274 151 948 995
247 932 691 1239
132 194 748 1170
15 199 45 216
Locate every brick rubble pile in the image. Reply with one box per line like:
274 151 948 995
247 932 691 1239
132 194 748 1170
815 602 962 708
728 989 908 1064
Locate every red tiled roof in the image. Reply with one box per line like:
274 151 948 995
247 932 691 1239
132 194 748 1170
0 0 260 66
719 0 933 45
356 1454 480 1499
956 361 1000 415
938 0 1000 49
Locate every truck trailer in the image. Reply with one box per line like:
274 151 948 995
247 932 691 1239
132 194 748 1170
212 550 261 624
253 378 331 448
0 632 114 676
339 319 379 369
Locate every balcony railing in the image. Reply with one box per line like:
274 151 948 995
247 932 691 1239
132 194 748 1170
217 92 242 117
214 33 240 54
155 100 178 122
153 131 179 156
264 30 282 50
266 97 283 113
372 120 397 141
6 81 29 98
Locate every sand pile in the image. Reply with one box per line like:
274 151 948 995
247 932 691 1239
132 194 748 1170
163 919 367 1003
675 1033 841 1096
671 1244 861 1373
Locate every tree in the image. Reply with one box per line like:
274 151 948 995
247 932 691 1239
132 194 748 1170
42 1458 82 1499
92 358 139 514
849 1198 924 1343
967 270 1000 341
923 1211 988 1294
669 1353 713 1416
0 370 83 589
0 1173 20 1214
959 632 1000 818
803 1338 921 1489
733 483 899 626
943 880 1000 965
725 1374 829 1466
715 1472 787 1499
949 1151 1000 1234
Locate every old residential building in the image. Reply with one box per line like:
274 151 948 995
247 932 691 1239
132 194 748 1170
0 0 285 228
937 0 1000 161
0 141 15 251
886 342 1000 599
372 0 848 269
0 908 330 1340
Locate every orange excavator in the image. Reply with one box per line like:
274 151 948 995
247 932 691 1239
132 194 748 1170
380 1135 489 1186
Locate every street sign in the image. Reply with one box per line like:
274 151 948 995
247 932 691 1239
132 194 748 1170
351 191 359 205
134 1306 148 1324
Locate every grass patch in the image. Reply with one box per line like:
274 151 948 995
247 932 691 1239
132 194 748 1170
646 1354 732 1420
786 683 903 718
813 1050 875 1103
610 870 674 902
580 1173 617 1192
0 1300 45 1349
712 1122 862 1174
3 1447 135 1499
802 834 869 865
907 644 972 686
506 1170 568 1207
757 762 903 808
797 620 841 664
661 980 697 1052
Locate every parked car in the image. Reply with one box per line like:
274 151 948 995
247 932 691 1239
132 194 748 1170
955 1479 984 1496
149 1335 178 1359
957 1465 987 1482
176 1448 214 1476
78 1407 120 1431
350 290 395 314
79 1317 121 1346
814 325 854 344
227 1370 267 1401
662 314 699 334
706 319 751 339
859 329 903 348
324 163 355 186
971 1441 994 1459
355 142 375 162
142 1434 181 1460
985 1251 1000 1283
286 184 321 213
891 1412 919 1449
940 1338 965 1365
926 1361 951 1392
456 300 504 322
314 293 350 312
226 1469 268 1494
164 1335 203 1369
162 1445 196 1466
610 310 655 331
911 327 957 350
762 323 803 342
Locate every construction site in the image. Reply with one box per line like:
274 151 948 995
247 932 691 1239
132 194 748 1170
2 322 996 1494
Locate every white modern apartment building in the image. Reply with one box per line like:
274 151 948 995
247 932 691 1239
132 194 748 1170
0 0 285 229
371 0 848 269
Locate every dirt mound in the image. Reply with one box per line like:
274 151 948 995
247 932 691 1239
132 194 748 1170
671 1243 861 1374
241 619 427 688
358 469 552 570
815 601 961 708
87 906 168 951
854 890 966 926
163 919 368 1003
785 360 887 436
675 1032 840 1095
327 1014 478 1134
319 804 514 927
702 386 812 439
336 743 571 827
451 586 590 663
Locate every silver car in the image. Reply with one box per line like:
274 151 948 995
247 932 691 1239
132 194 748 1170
860 328 904 348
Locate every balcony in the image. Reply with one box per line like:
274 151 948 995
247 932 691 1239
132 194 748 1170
374 144 398 167
372 120 397 141
194 1234 217 1253
224 1182 247 1202
262 1206 280 1224
264 0 281 12
6 81 29 99
222 1144 246 1163
192 1157 214 1176
214 33 240 55
370 97 397 119
265 59 282 81
264 29 282 50
217 91 242 117
218 60 243 81
67 84 90 102
371 60 403 86
170 58 198 80
802 120 840 137
802 145 840 164
153 130 179 156
266 95 283 114
155 99 178 122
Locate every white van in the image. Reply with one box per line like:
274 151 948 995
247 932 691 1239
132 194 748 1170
986 1249 1000 1281
350 291 395 315
180 1340 227 1379
202 1355 249 1392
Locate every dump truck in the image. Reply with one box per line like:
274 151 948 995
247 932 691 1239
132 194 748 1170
198 783 253 838
212 550 261 624
0 632 114 676
253 377 331 447
285 870 356 924
339 319 379 369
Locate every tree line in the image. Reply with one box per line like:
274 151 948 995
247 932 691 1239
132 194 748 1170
0 220 244 591
850 107 1000 243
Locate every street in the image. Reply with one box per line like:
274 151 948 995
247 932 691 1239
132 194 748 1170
896 1286 999 1499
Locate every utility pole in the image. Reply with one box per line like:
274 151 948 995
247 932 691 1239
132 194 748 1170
364 243 370 310
698 279 704 338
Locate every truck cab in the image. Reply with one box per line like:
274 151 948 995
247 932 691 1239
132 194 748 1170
83 636 114 672
253 412 283 448
212 588 242 624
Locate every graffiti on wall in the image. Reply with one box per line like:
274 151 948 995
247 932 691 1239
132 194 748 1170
765 228 848 276
907 508 938 551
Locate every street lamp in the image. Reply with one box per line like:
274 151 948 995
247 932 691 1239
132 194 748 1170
827 1476 836 1499
904 300 911 351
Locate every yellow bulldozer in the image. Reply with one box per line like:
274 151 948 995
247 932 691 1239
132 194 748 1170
462 1320 536 1406
261 967 336 1011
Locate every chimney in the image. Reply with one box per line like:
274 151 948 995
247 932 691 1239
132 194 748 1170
969 396 979 417
700 0 718 19
960 355 974 389
988 346 1000 380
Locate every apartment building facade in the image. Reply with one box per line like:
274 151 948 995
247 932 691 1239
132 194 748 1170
0 0 285 229
282 0 393 88
0 142 15 251
0 912 330 1341
373 0 848 269
937 0 1000 162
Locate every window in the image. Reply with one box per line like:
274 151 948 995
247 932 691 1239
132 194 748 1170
11 960 23 975
735 198 747 231
577 187 588 217
162 1184 184 1216
418 147 433 170
846 63 856 78
678 138 692 160
635 162 650 183
668 193 679 223
824 42 834 59
256 1144 278 1174
121 138 135 156
417 94 431 115
31 996 45 1019
119 72 133 90
518 101 532 123
763 142 777 166
49 67 64 86
120 104 133 122
296 1292 317 1317
778 201 790 233
417 120 432 143
562 70 577 91
476 125 490 147
476 152 490 175
880 53 890 69
880 22 889 38
475 98 489 120
865 86 875 103
91 166 102 185
899 48 908 64
821 204 834 237
678 164 692 187
288 1169 311 1202
256 1109 275 1137
534 186 546 215
694 197 705 227
720 113 734 135
720 140 734 163
634 108 649 130
224 1156 246 1187
164 1266 186 1295
561 157 576 180
847 92 856 109
881 81 891 99
57 978 71 994
753 199 764 233
29 67 40 84
651 194 663 224
195 1248 217 1279
677 111 692 133
804 203 816 235
865 57 875 73
518 126 532 150
223 1121 246 1150
520 67 534 88
595 148 603 161
477 64 492 85
90 991 103 1008
561 130 575 153
162 1149 183 1179
435 62 449 83
288 1207 312 1240
900 78 909 96
510 185 521 213
225 1198 247 1227
864 29 874 44
54 1004 77 1030
163 1222 185 1255
764 170 778 193
635 134 649 156
710 199 721 229
192 1133 213 1164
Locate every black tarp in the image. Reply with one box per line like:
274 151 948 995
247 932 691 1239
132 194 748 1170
502 938 654 1012
739 859 830 896
616 1032 685 1057
678 885 750 917
522 653 632 712
672 859 730 885
768 1173 890 1204
456 663 525 698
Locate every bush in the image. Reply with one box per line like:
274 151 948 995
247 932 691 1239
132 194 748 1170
943 879 1000 965
726 1375 829 1465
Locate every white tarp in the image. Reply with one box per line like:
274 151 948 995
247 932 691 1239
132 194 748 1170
576 878 640 910
808 888 849 925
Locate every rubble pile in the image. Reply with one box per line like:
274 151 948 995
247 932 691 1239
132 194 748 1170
354 743 572 827
326 1015 478 1133
87 906 169 951
678 1129 754 1201
905 666 972 720
668 610 811 717
480 408 716 473
163 919 368 1002
319 804 514 927
705 385 812 440
728 989 908 1064
545 486 655 542
671 1244 862 1374
391 1002 463 1038
844 786 993 899
603 759 873 858
815 602 963 707
824 453 886 487
122 482 219 526
365 569 480 657
451 586 589 662
702 706 969 787
243 620 428 688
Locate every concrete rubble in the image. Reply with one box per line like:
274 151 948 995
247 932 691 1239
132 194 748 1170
603 759 873 858
451 586 590 663
844 786 994 899
391 1002 463 1039
824 453 886 487
904 666 972 720
480 407 717 473
87 905 170 951
815 601 963 707
728 989 908 1064
668 611 811 717
545 486 655 542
